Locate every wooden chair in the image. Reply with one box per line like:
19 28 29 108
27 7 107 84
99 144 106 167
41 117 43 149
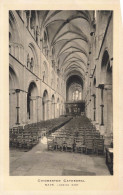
26 135 33 149
10 133 17 147
54 137 64 151
75 137 85 153
47 136 54 151
94 138 104 154
64 138 74 152
94 131 100 138
16 134 23 148
85 138 94 154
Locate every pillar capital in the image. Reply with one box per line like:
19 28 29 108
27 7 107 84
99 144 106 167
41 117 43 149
46 99 52 103
100 104 104 107
104 84 112 90
91 94 96 97
36 96 42 99
15 89 20 93
30 96 37 100
97 84 104 89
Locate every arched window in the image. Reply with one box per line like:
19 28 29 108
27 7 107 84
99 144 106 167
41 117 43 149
75 90 79 100
27 43 38 73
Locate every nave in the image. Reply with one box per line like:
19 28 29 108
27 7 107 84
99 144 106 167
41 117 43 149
9 10 113 176
10 116 111 176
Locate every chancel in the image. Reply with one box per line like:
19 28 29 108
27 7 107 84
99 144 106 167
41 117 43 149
9 10 113 176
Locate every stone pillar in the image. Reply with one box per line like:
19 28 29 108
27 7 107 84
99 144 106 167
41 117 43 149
30 98 33 121
30 96 37 123
40 39 43 52
95 87 100 129
47 100 52 119
9 89 16 127
100 104 104 125
18 46 21 62
105 84 113 135
59 104 61 116
44 100 48 120
23 11 27 24
15 89 20 125
36 96 41 122
54 103 57 118
36 26 40 45
40 97 43 121
53 102 55 118
92 94 96 122
26 11 31 30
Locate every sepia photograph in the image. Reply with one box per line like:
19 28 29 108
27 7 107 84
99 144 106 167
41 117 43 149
9 10 113 177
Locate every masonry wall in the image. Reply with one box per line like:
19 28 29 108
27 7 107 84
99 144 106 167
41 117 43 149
9 11 65 127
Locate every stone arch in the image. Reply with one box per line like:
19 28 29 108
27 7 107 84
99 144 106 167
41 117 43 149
101 50 110 84
27 81 38 123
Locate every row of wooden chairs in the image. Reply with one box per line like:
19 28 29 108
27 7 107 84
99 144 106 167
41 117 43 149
47 116 104 155
9 116 72 149
47 136 104 154
10 131 39 149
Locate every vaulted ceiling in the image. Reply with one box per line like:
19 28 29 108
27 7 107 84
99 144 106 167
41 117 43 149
37 11 94 80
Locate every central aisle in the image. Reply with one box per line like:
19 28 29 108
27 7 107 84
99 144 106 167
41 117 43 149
10 137 110 176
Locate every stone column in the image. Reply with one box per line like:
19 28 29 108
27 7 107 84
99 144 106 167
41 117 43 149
92 94 96 122
30 98 33 122
44 100 48 120
36 26 40 45
105 84 113 134
97 84 104 126
30 96 37 123
47 100 52 119
26 11 31 30
15 89 20 125
36 96 41 122
100 104 104 125
53 102 55 118
9 89 16 127
95 87 100 129
40 97 43 121
54 103 57 118
40 39 43 52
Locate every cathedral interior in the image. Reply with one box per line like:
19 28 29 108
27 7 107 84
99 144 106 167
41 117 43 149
9 10 113 176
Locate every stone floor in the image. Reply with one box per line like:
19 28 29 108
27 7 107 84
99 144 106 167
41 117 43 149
10 137 110 176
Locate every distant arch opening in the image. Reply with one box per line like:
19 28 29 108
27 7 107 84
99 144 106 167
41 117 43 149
66 75 83 102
